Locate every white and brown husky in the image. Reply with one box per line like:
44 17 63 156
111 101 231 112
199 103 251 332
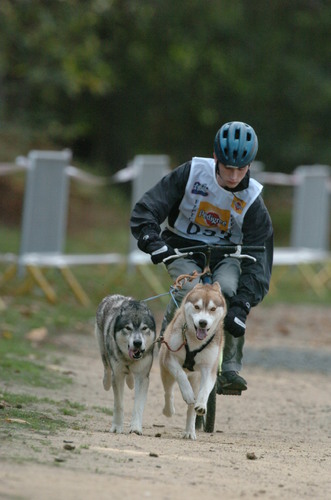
159 282 226 440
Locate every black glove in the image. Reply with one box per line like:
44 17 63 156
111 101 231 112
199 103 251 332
150 244 176 264
224 300 251 338
138 230 175 264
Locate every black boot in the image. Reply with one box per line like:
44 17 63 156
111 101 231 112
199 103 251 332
217 371 247 395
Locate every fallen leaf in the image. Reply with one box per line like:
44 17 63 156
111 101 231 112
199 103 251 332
6 418 30 425
25 327 48 342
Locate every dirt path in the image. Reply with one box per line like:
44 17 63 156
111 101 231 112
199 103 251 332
1 304 330 500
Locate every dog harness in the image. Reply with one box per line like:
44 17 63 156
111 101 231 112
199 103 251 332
183 333 216 372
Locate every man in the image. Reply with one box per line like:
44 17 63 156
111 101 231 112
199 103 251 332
130 121 273 394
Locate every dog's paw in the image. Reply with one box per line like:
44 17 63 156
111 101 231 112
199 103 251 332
163 398 175 417
183 393 195 406
110 424 123 433
130 427 142 435
180 382 195 405
194 404 206 416
163 405 175 418
182 430 197 440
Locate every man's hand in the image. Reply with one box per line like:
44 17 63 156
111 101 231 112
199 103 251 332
224 301 250 338
138 231 175 264
150 245 176 264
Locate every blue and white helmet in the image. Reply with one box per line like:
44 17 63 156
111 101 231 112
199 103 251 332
214 121 258 168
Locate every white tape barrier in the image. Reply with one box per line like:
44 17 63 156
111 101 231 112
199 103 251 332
273 247 330 266
0 158 137 186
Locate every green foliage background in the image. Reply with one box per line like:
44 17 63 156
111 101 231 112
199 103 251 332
0 0 330 171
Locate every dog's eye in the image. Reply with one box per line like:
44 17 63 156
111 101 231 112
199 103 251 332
141 325 148 331
210 307 216 312
124 325 133 332
194 305 200 310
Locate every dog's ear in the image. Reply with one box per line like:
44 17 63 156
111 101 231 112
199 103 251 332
118 299 132 316
147 310 156 332
212 282 222 293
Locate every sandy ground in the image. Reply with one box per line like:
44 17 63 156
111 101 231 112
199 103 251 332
1 303 330 500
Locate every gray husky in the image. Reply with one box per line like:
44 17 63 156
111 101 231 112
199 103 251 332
95 294 156 435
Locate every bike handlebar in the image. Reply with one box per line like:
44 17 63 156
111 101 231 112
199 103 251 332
162 244 265 264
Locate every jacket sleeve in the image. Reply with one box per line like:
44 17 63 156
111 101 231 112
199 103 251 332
130 162 190 240
234 196 274 307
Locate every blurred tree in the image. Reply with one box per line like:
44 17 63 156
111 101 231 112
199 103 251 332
0 0 330 172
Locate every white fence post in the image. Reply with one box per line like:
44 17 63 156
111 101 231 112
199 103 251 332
290 164 330 250
20 149 72 257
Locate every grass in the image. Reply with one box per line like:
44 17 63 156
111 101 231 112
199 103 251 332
265 262 331 305
1 356 71 389
0 331 74 388
0 391 111 436
0 393 80 433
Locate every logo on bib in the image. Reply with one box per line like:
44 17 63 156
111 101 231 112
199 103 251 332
231 195 246 214
196 201 230 229
192 181 208 197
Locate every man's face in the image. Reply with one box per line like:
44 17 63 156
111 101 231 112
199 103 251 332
214 154 249 189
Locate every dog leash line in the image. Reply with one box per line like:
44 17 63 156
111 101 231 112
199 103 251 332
156 323 188 352
142 291 170 302
158 337 187 352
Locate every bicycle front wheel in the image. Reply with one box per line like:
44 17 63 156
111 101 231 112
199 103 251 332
195 383 217 433
203 383 217 432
